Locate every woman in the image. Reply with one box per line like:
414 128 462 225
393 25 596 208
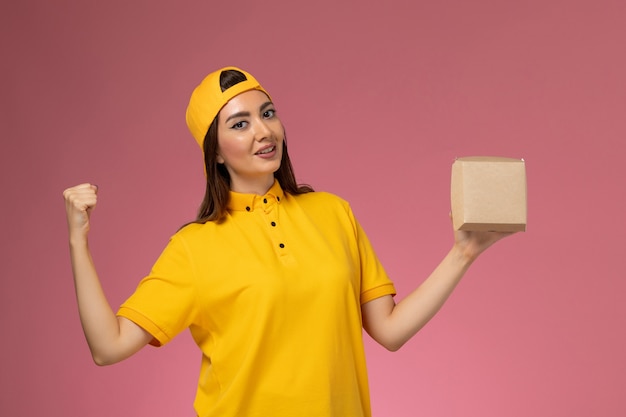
63 66 511 417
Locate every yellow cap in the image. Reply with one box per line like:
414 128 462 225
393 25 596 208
185 66 271 150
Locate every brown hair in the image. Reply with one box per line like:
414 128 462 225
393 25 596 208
191 69 313 224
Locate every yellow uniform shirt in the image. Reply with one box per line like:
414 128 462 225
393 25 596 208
118 180 396 417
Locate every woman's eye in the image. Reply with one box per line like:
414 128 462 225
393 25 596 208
231 121 247 129
263 109 276 118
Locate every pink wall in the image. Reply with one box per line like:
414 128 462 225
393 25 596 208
2 0 625 416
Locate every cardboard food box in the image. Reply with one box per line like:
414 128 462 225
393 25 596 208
451 156 527 232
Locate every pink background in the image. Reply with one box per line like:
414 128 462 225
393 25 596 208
2 0 625 416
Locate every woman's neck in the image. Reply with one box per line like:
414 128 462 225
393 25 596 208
229 175 275 195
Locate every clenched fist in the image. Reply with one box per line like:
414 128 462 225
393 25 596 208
63 183 98 241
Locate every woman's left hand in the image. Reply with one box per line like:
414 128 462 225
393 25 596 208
453 226 515 262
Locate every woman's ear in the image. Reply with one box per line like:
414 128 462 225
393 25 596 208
216 152 225 164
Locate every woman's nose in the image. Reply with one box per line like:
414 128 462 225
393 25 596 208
253 119 272 140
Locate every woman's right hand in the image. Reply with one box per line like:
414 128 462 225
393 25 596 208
62 182 153 364
63 183 98 240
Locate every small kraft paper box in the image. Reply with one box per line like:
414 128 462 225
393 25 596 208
451 156 527 232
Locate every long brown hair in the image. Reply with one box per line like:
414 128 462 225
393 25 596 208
192 69 313 224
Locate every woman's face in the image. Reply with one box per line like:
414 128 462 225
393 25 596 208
216 90 284 194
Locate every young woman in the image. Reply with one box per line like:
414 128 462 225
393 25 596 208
63 66 511 417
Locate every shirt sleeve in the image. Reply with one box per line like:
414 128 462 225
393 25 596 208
117 233 199 346
344 203 396 304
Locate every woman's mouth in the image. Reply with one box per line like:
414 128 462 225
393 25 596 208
255 146 276 155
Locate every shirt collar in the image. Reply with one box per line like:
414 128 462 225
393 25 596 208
227 179 285 212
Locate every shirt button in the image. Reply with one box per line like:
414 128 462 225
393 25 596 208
279 243 285 248
263 198 268 204
271 221 276 227
277 196 280 201
245 206 251 211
